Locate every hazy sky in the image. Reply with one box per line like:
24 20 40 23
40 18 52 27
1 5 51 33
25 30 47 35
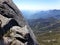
13 0 60 11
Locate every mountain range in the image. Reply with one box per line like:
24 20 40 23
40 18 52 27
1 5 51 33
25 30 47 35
22 9 60 33
30 9 60 19
22 9 60 19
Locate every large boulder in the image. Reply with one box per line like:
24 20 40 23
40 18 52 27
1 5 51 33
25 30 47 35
0 0 38 45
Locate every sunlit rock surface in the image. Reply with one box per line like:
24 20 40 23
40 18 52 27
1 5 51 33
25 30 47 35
0 0 38 45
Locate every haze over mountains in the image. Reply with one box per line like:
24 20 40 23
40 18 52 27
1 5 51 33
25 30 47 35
22 9 60 33
22 9 60 19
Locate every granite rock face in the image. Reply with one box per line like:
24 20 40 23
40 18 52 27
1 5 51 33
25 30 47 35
0 0 38 45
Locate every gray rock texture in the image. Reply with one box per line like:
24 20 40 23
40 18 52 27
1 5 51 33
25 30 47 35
0 0 38 45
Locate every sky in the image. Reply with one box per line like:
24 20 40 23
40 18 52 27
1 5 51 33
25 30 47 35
13 0 60 11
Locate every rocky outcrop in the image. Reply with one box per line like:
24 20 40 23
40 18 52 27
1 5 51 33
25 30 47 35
0 0 38 45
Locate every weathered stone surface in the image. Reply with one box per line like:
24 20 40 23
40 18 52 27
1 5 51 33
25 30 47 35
0 0 26 27
0 0 38 45
0 14 11 27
